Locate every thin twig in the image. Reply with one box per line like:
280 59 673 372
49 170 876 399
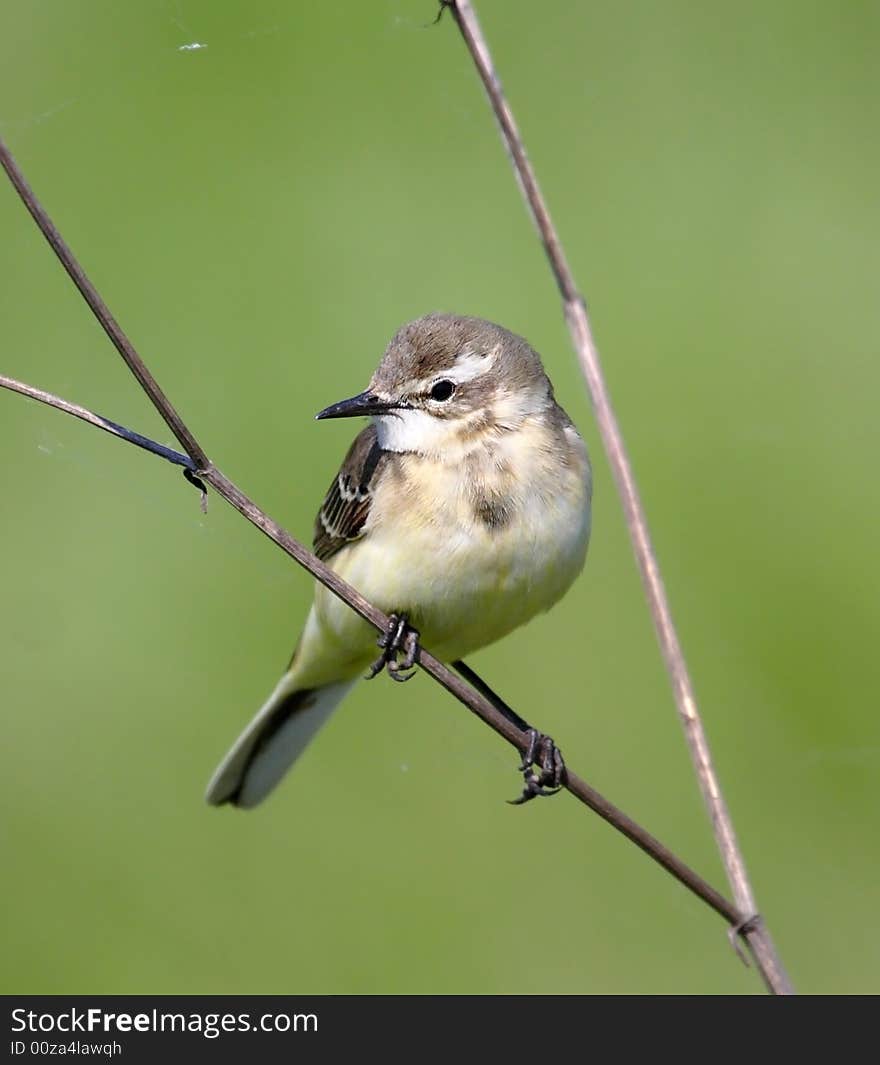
0 368 743 930
443 0 792 993
0 374 194 469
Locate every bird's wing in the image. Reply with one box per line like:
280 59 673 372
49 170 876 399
313 424 388 562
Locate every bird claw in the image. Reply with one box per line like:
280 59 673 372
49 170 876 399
366 614 421 682
508 729 565 804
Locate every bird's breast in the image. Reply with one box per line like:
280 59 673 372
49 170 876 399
316 421 592 662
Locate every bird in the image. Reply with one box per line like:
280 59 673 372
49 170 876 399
206 313 592 808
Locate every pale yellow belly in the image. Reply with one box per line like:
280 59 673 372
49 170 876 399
310 475 590 671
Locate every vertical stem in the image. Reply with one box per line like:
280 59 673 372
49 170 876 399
447 0 792 994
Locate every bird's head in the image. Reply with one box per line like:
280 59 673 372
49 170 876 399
315 313 554 455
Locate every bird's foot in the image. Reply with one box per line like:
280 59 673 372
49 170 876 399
508 729 565 804
366 613 421 683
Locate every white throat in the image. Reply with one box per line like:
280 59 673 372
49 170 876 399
374 408 455 455
373 385 550 458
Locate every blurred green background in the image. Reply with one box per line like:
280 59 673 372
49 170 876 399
1 1 877 995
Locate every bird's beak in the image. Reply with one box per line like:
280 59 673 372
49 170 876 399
315 389 405 420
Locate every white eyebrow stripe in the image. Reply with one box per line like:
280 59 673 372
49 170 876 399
428 348 496 388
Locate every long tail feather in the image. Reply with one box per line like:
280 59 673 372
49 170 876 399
205 675 355 809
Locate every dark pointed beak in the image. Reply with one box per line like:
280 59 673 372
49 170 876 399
315 389 405 420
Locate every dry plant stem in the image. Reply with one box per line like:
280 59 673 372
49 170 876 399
0 126 765 972
1 370 742 931
0 374 194 469
445 0 792 994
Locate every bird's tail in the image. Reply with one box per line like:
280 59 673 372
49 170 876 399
205 671 356 809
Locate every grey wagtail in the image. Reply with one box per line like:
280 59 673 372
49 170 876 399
207 313 592 808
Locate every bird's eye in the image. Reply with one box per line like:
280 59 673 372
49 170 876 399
430 379 456 402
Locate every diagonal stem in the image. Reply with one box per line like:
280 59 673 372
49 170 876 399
452 658 532 732
1 90 777 981
1 368 746 937
444 0 792 993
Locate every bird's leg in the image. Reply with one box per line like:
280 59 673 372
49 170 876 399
366 613 421 683
509 729 565 804
450 661 566 805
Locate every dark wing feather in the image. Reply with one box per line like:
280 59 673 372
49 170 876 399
313 425 387 562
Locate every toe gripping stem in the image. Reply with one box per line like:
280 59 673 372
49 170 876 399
450 660 566 806
367 614 421 682
509 728 566 804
